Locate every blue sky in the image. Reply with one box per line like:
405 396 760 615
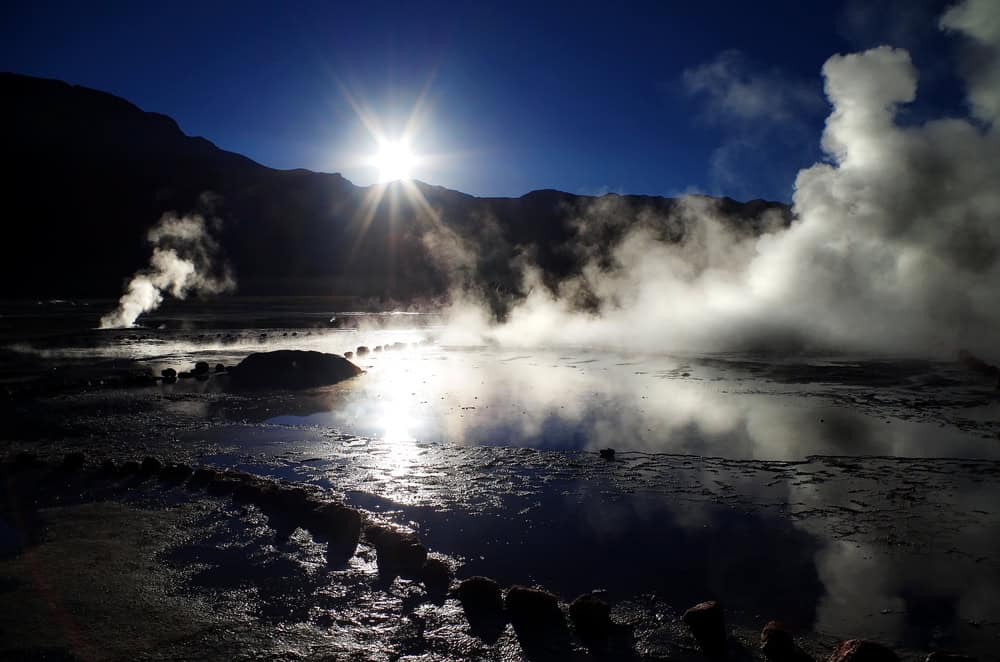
0 1 963 201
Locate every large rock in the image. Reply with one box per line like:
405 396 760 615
682 600 727 657
827 640 898 662
229 350 362 389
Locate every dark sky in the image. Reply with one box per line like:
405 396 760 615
0 0 962 201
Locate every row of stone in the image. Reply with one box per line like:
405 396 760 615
2 452 978 661
344 341 412 359
4 451 451 593
159 361 227 383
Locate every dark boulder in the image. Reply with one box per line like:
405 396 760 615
177 371 193 379
193 361 210 375
214 363 226 373
456 576 504 619
356 346 369 355
682 600 727 657
344 351 353 359
828 640 898 662
569 593 613 639
228 350 362 389
420 557 452 595
161 368 177 379
505 585 565 634
599 448 615 460
366 524 427 575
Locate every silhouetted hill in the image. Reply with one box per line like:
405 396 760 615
0 72 790 308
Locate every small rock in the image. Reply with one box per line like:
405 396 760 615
214 363 226 373
682 600 727 657
456 576 504 618
188 467 219 488
118 460 140 476
828 640 899 662
761 621 801 661
304 501 363 563
193 361 210 375
344 351 354 359
159 463 192 482
98 459 117 477
505 585 565 634
177 371 193 379
356 346 370 355
366 524 427 574
374 345 383 352
421 557 452 595
61 452 86 471
161 368 177 379
599 448 615 460
569 593 613 639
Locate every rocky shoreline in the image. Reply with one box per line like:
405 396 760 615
0 450 981 661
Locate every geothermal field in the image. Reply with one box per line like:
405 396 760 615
1 299 998 660
3 0 1000 660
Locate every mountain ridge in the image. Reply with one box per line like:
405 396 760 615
0 72 790 303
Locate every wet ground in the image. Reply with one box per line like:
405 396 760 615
1 299 999 660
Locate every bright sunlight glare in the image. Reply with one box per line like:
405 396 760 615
371 140 416 183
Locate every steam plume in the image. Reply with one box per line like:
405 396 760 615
432 0 1000 360
99 209 234 328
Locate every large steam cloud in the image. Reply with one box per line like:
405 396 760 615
100 208 234 329
433 0 1000 360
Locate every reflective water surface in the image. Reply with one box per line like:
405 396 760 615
3 298 1000 658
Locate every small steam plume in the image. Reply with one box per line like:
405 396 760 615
427 0 1000 360
100 204 234 329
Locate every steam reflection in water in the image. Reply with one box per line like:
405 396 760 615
268 345 1000 460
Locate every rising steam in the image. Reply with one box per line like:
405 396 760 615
432 0 1000 360
100 209 234 328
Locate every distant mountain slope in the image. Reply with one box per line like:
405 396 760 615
0 72 790 306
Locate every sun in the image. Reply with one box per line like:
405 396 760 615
371 139 416 183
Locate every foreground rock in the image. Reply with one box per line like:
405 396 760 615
569 593 613 640
456 576 504 620
228 350 362 389
682 600 727 657
828 640 898 662
505 585 565 635
762 621 812 661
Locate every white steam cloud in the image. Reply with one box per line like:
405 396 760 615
433 0 1000 360
100 209 234 329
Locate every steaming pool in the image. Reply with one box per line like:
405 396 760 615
2 299 999 659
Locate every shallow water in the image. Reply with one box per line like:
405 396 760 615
3 297 1000 658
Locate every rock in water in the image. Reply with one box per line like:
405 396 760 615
456 576 504 619
505 585 565 634
828 640 898 662
682 600 727 657
228 350 362 389
761 621 806 662
569 593 613 639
